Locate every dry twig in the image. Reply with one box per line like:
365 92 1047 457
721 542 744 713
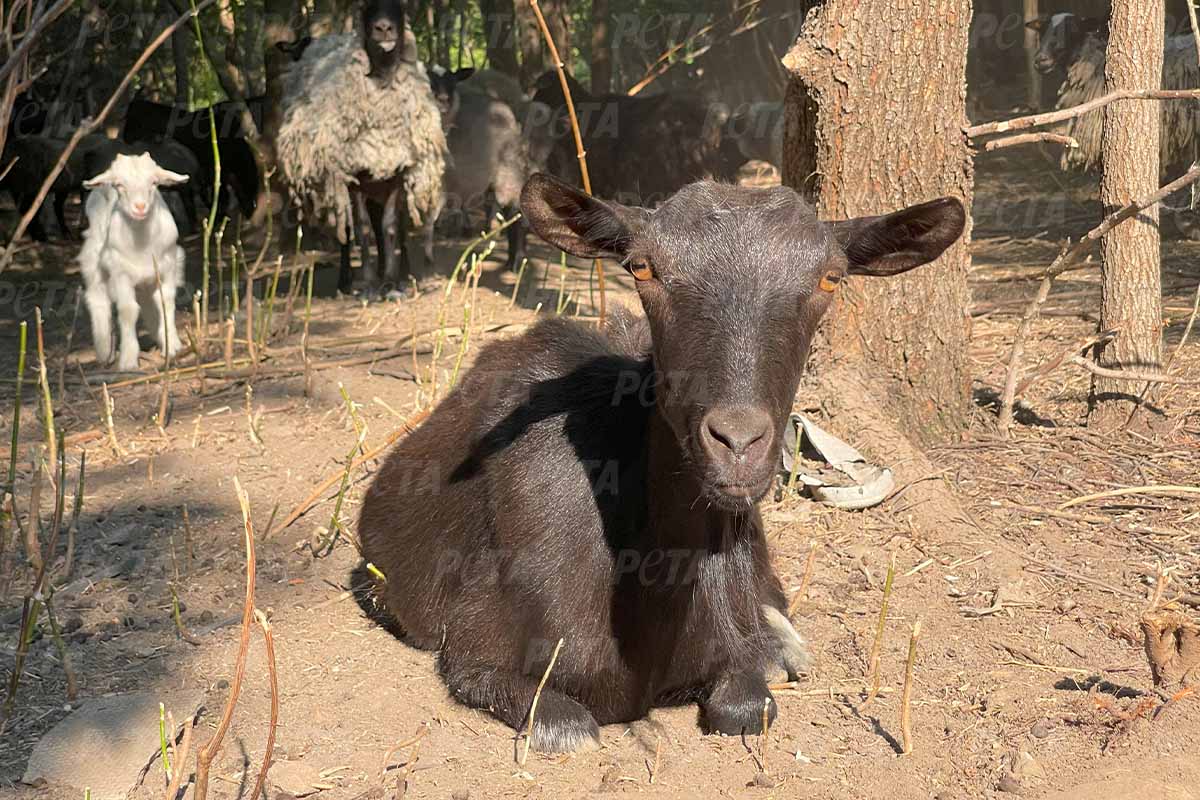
193 477 257 800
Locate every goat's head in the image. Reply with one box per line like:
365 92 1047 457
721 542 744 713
361 0 415 78
1026 13 1105 74
522 174 965 509
428 65 476 124
83 152 188 221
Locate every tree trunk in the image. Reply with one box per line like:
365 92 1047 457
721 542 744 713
515 0 568 87
783 0 974 444
480 0 520 77
172 21 191 106
1089 0 1164 427
1023 0 1041 110
590 0 611 94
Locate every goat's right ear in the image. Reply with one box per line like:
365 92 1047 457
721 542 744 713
520 173 647 260
1025 14 1050 33
154 167 190 187
830 197 966 277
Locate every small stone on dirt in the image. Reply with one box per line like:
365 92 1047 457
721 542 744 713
751 772 777 789
450 791 470 800
998 773 1024 794
22 690 203 800
1031 719 1054 739
1012 750 1045 782
269 760 326 797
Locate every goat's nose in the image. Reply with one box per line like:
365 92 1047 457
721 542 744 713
701 407 772 462
373 19 395 36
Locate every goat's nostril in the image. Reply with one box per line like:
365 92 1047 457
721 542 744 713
702 407 771 459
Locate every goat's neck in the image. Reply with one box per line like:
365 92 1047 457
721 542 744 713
643 409 759 555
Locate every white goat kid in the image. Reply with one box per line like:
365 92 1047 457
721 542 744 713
79 152 189 371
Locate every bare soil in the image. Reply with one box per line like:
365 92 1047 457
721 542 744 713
1 153 1198 800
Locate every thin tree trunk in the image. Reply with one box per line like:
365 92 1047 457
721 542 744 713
480 0 519 77
172 20 191 105
514 0 568 86
783 0 974 443
590 0 611 94
1023 0 1041 110
1089 0 1164 426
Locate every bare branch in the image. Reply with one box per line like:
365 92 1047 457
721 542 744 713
984 132 1079 152
997 163 1200 433
966 88 1200 139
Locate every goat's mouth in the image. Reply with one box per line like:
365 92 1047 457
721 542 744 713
1033 58 1057 74
373 37 398 52
703 471 775 509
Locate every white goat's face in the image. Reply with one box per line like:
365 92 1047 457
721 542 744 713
84 152 189 221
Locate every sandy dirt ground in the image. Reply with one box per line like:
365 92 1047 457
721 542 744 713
0 154 1198 800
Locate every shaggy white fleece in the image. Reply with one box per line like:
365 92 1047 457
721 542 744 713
278 32 446 242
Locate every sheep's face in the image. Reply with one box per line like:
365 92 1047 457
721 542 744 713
84 153 189 222
521 173 966 509
362 0 411 77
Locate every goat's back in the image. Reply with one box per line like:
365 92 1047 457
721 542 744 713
358 317 653 652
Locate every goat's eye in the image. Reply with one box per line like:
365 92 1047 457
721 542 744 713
628 258 653 282
818 270 842 293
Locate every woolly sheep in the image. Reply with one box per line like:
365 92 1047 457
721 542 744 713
79 152 188 371
431 67 553 270
278 0 447 298
1028 14 1200 175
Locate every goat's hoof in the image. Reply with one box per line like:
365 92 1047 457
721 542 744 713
525 693 601 753
702 673 777 736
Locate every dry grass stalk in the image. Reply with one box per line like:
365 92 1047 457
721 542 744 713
647 735 662 784
787 540 818 617
34 309 56 467
900 618 922 755
2 321 28 591
100 382 122 457
528 0 606 321
279 409 430 531
1058 484 1200 510
248 609 279 800
861 552 897 707
42 590 76 700
164 714 195 800
193 477 258 800
519 637 564 765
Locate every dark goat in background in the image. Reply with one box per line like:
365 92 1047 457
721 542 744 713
358 172 966 751
531 71 734 206
122 96 262 221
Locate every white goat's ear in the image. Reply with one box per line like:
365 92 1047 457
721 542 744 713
154 168 189 187
83 168 119 189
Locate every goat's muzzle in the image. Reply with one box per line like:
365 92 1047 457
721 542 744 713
698 406 775 503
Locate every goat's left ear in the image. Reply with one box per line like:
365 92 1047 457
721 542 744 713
154 168 190 187
521 173 648 260
453 67 476 82
829 197 966 277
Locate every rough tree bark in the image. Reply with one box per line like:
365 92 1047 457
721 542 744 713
479 0 520 77
1090 0 1165 426
783 0 975 444
590 0 611 94
515 0 568 87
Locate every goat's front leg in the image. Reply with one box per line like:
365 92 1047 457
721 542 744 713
440 651 601 753
111 274 142 371
84 276 114 366
151 251 183 360
701 669 777 736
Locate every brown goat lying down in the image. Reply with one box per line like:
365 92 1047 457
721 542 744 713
358 173 966 752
